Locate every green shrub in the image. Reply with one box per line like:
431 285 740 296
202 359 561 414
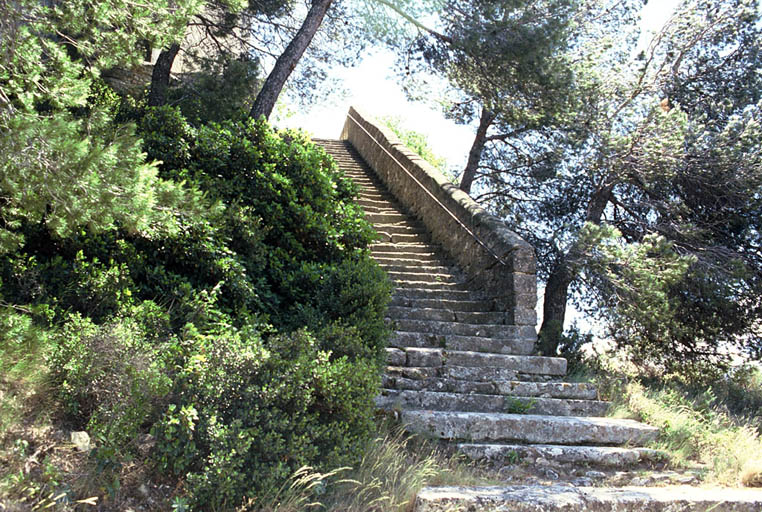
48 306 173 449
153 327 382 509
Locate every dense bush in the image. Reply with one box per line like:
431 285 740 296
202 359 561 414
153 327 382 508
2 103 391 509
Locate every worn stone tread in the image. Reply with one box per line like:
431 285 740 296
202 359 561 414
394 319 538 340
386 348 566 375
414 485 762 512
401 410 659 445
383 375 598 399
457 443 668 467
388 331 534 355
378 389 610 416
387 306 508 325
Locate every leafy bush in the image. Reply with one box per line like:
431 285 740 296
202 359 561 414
153 327 382 508
0 103 391 508
48 305 173 449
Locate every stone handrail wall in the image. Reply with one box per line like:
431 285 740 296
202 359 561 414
341 106 537 331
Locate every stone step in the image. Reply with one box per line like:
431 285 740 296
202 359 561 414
383 375 598 400
385 348 566 375
363 205 404 214
414 485 762 512
358 192 394 202
380 264 456 275
389 331 534 355
393 319 536 340
373 223 427 235
386 271 462 285
386 365 562 384
457 443 667 468
401 410 660 445
375 254 443 265
365 213 411 224
392 280 470 291
358 197 398 208
387 307 508 325
391 287 485 301
372 242 437 254
377 390 610 416
376 232 431 244
390 296 497 312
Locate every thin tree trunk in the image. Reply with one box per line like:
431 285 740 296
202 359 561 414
538 258 573 355
250 0 333 120
537 181 615 355
147 43 180 107
460 106 495 194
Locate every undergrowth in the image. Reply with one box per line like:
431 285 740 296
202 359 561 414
568 346 762 487
245 422 495 512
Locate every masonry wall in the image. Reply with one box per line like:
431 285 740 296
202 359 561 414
340 106 537 338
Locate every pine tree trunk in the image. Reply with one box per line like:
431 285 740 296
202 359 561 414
460 107 495 194
250 0 333 120
537 182 614 355
147 43 180 107
538 258 573 355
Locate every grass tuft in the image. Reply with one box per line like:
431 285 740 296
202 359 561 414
619 381 762 486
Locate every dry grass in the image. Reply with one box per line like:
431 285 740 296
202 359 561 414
242 424 495 512
619 381 762 486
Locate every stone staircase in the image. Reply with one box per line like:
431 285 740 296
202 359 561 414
315 137 662 470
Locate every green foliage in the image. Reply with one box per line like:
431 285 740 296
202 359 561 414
0 0 206 254
622 381 762 486
48 308 173 449
169 55 263 126
153 328 382 508
0 98 391 508
381 116 448 173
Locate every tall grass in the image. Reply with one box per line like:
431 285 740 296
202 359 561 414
243 424 493 512
620 381 762 486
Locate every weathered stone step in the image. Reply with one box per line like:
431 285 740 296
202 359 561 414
392 279 469 291
365 213 411 224
376 232 432 244
358 197 399 208
391 287 485 301
389 331 534 355
383 375 598 399
457 443 667 467
385 348 566 375
387 307 507 325
401 410 660 445
374 254 443 265
377 390 610 416
386 271 462 285
390 296 496 312
394 319 536 340
380 264 456 275
387 365 563 384
372 242 437 254
374 224 428 236
358 191 394 201
414 485 762 512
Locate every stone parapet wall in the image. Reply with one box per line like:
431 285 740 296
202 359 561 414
340 106 537 330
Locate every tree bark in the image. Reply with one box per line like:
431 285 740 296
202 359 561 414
460 107 495 194
250 0 333 120
147 43 180 107
537 181 614 355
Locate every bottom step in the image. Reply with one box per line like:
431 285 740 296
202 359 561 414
457 443 667 468
415 485 762 512
401 410 659 445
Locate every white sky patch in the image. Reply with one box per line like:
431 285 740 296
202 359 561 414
278 49 473 172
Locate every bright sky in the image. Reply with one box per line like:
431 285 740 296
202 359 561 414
279 0 681 332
